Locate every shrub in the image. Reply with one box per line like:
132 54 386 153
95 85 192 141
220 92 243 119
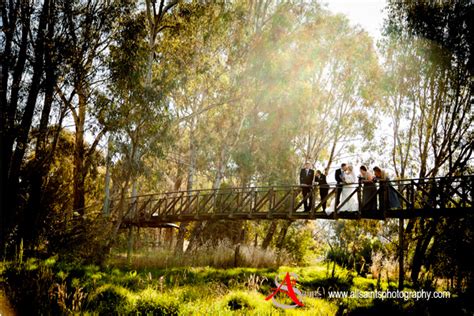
133 288 180 315
86 284 133 314
222 291 257 311
109 269 143 291
2 260 56 314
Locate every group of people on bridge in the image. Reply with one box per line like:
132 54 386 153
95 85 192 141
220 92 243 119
299 162 401 214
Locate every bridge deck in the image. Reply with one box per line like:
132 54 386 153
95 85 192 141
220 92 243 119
112 175 473 227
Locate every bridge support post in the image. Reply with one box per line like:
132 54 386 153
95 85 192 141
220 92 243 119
398 218 404 290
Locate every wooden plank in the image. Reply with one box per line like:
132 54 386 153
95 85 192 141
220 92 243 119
218 191 238 213
314 189 335 213
335 188 358 213
254 190 270 212
148 198 165 218
185 193 199 215
412 182 438 209
393 188 413 209
199 193 214 214
273 190 292 211
165 193 184 215
135 196 153 218
115 176 474 229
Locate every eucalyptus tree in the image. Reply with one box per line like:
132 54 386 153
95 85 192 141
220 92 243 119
383 0 473 287
0 0 133 254
52 0 135 216
291 10 379 170
1 0 77 252
153 1 255 253
101 1 180 257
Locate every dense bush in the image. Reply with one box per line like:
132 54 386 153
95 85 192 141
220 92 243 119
326 237 383 276
2 258 61 314
86 284 133 314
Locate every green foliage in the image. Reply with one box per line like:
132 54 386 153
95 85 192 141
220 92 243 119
134 288 180 315
352 277 377 291
87 284 134 314
325 220 384 275
429 215 474 293
223 291 257 311
287 297 338 316
2 258 73 314
282 223 315 265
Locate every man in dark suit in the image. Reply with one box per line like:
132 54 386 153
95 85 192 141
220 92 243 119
315 169 328 211
335 163 347 208
299 162 314 212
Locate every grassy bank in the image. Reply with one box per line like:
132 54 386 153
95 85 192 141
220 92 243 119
0 256 469 315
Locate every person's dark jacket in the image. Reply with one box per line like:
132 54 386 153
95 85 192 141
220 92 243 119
300 168 315 186
315 174 327 187
335 168 344 184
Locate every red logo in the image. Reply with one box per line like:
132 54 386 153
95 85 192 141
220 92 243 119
265 272 304 309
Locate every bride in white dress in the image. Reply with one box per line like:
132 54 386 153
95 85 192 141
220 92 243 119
326 165 359 215
339 165 359 212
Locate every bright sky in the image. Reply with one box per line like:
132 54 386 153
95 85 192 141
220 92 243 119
323 0 387 39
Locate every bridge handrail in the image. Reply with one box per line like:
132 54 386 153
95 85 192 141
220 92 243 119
119 175 473 201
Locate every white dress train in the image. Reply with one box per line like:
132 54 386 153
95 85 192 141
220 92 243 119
339 172 358 212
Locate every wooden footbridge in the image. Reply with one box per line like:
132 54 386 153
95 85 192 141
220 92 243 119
115 175 473 227
111 175 472 291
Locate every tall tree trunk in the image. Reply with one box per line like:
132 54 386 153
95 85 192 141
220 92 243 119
175 121 197 254
213 146 227 189
103 136 112 216
8 0 49 248
326 127 340 172
73 88 87 215
1 1 29 254
25 0 57 248
261 221 277 250
411 219 437 285
276 221 291 250
184 222 205 254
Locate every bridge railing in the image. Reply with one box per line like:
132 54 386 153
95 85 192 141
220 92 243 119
114 175 472 223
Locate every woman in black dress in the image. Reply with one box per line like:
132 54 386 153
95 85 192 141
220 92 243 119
315 170 329 212
373 166 401 210
359 165 377 211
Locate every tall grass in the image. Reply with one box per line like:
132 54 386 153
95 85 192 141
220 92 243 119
110 239 292 269
370 251 399 287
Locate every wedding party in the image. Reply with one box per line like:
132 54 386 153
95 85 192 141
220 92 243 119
300 162 401 215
